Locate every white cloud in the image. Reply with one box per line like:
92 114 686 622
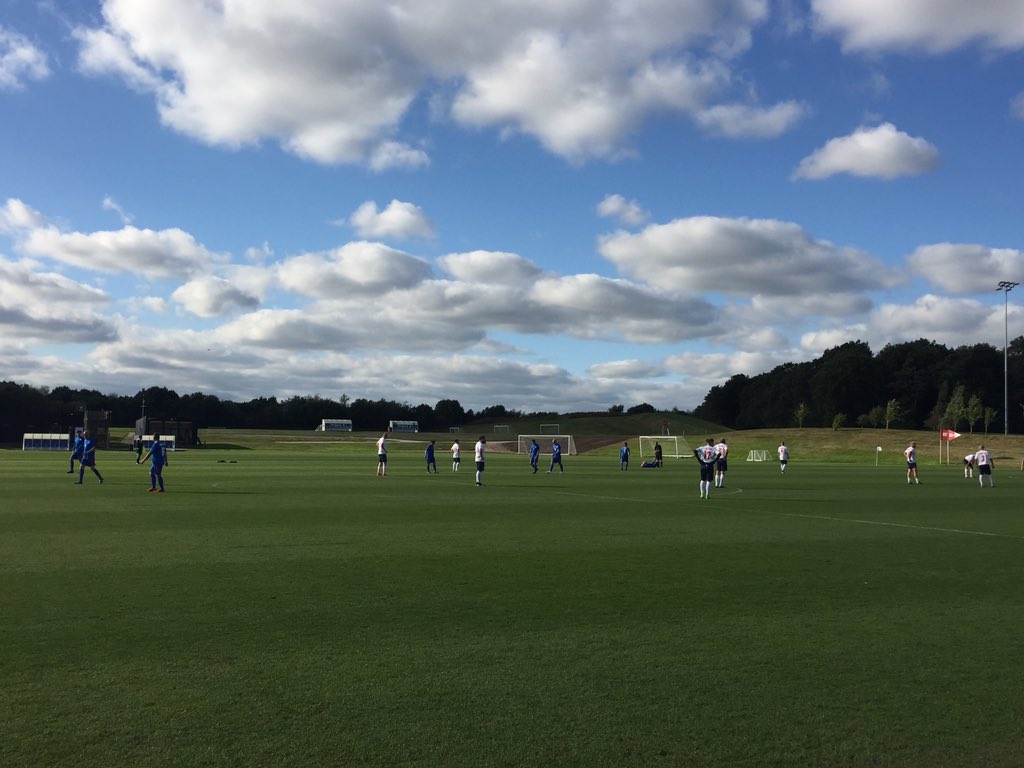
695 100 809 138
1011 92 1024 120
0 257 116 343
587 359 666 379
0 25 49 91
597 195 649 227
72 0 780 165
368 141 431 172
277 241 433 298
347 200 436 240
908 243 1024 293
866 294 992 347
139 296 169 314
102 196 134 225
438 251 543 285
0 198 46 232
599 215 895 296
813 0 1024 53
172 276 261 317
21 225 228 280
792 123 939 180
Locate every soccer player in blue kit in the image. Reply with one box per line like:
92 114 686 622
74 430 104 485
529 439 540 473
68 428 83 473
548 439 564 473
620 441 630 470
140 433 169 492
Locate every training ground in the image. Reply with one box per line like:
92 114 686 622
3 429 1023 767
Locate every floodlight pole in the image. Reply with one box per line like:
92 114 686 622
996 281 1019 436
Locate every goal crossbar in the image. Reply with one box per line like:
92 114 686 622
638 435 692 459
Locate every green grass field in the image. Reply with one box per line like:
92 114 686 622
3 436 1023 767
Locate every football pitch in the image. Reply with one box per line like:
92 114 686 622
3 444 1023 767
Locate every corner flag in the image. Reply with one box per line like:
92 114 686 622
940 429 961 441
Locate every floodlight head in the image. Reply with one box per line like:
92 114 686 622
996 280 1019 292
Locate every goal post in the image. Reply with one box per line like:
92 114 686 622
638 435 692 459
539 423 560 434
746 450 769 462
517 434 578 456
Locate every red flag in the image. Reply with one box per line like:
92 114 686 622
940 429 961 441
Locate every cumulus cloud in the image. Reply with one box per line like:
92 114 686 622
597 195 649 227
0 198 46 232
867 294 992 347
347 200 436 240
437 251 543 285
695 100 809 138
172 276 261 317
599 215 894 296
21 225 228 279
0 257 116 343
71 0 781 165
277 241 433 298
0 26 49 90
812 0 1024 52
368 141 431 172
587 359 666 379
792 123 939 180
908 243 1024 293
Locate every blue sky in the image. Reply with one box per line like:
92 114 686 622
2 0 1023 411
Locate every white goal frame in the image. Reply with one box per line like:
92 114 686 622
539 423 560 434
746 450 769 462
517 434 578 456
493 424 510 433
638 435 692 459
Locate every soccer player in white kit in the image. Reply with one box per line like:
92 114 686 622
975 445 995 487
695 438 717 499
714 438 729 487
778 442 789 473
474 436 486 486
962 452 976 479
904 441 920 484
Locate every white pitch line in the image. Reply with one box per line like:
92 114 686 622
774 511 1024 540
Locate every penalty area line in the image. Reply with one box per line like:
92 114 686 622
773 511 1024 541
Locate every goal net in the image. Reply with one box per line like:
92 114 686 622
638 435 692 459
517 434 578 456
746 450 769 462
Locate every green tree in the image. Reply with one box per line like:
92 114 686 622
832 413 847 431
983 406 998 434
964 393 983 434
884 398 903 430
943 385 966 430
867 405 885 428
794 401 809 428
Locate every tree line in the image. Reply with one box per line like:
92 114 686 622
0 383 562 442
694 337 1024 434
3 335 1022 441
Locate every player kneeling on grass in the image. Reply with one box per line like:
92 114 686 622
139 433 168 493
